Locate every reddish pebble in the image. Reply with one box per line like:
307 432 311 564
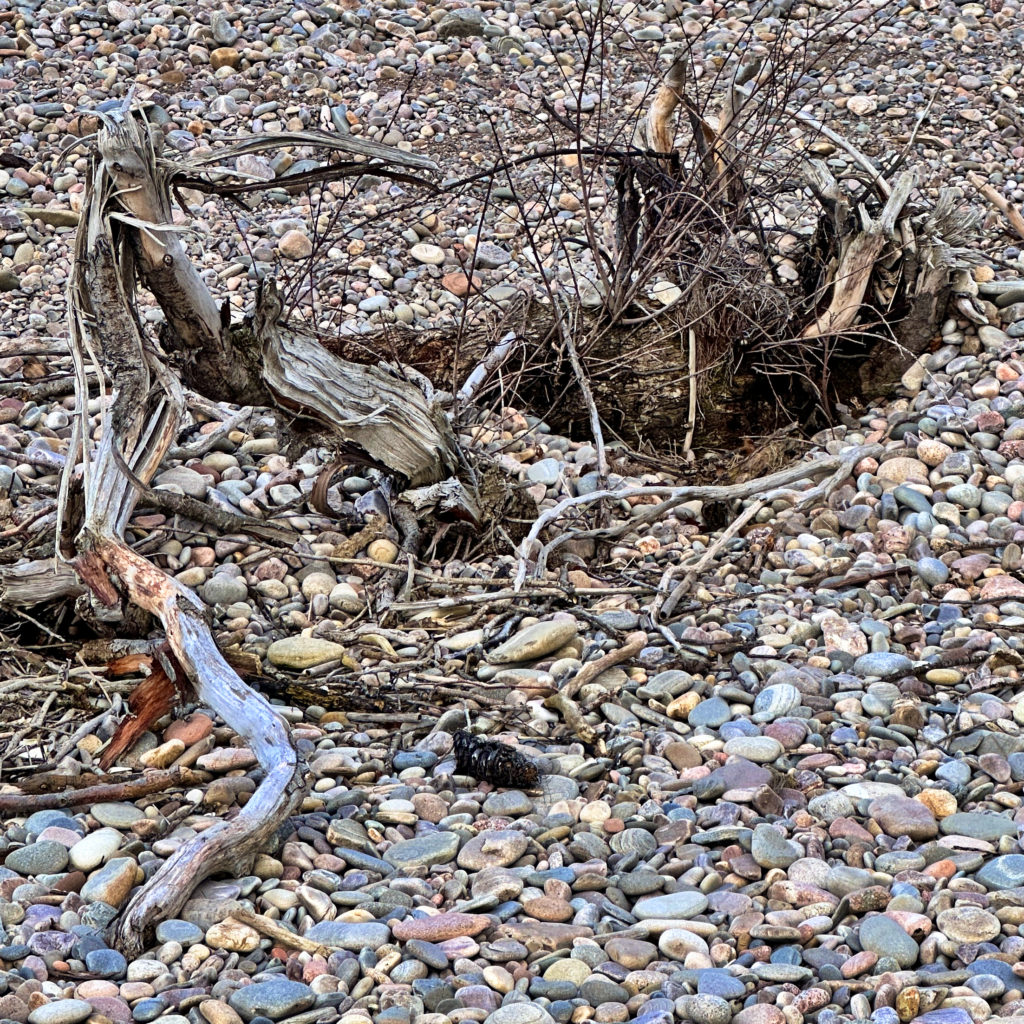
924 858 957 879
441 271 482 297
829 818 875 842
165 712 213 746
391 912 490 942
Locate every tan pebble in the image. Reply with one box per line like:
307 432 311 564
78 734 104 755
367 538 399 563
139 738 185 769
195 747 257 771
76 981 119 999
523 896 574 922
666 692 701 720
201 1000 245 1024
876 457 928 484
916 439 952 466
924 668 962 685
205 919 260 952
278 229 313 260
580 800 611 823
209 46 239 69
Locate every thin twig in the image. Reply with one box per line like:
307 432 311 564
514 445 882 589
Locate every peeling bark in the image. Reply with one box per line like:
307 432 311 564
62 106 307 957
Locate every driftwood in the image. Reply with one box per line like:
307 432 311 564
801 167 917 338
98 113 465 495
968 170 1024 242
2 43 989 947
0 559 86 606
0 766 195 814
58 105 310 957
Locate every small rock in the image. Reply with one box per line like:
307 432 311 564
267 637 345 669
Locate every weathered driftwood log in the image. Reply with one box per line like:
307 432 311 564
0 559 85 606
100 113 465 493
60 105 308 957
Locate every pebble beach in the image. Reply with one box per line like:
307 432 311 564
4 3 1024 1024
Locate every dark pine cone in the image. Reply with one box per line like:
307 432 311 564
452 730 541 788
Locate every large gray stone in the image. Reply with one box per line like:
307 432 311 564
383 832 460 869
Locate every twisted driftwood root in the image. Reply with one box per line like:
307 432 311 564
63 102 307 956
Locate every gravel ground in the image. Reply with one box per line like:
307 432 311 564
3 2 1024 1024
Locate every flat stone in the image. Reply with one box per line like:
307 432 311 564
527 458 562 486
869 795 938 841
975 855 1024 890
267 637 345 669
410 243 446 265
604 937 658 969
482 790 534 817
92 803 146 828
842 781 906 801
483 1006 555 1024
487 620 578 664
154 466 209 499
205 919 260 952
633 892 708 920
228 979 316 1021
81 858 138 908
750 824 802 868
155 919 204 946
687 697 731 728
876 457 928 484
937 906 1001 944
5 840 69 875
458 830 529 869
543 959 591 985
391 913 490 942
940 811 1016 842
492 922 593 950
753 684 801 718
27 1001 94 1024
853 652 914 677
384 832 460 869
858 914 919 968
658 928 710 959
304 921 391 950
85 948 128 976
722 736 783 763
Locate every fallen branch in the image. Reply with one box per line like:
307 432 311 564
513 444 882 589
0 559 87 607
227 907 332 956
561 630 647 699
967 170 1024 242
457 330 519 405
651 498 765 622
0 766 195 813
62 105 307 958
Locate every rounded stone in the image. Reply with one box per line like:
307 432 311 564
5 840 70 875
228 979 316 1021
483 1005 556 1024
384 832 460 869
937 907 1001 944
457 831 529 870
858 915 919 968
752 684 800 719
633 891 708 920
267 637 345 670
722 736 783 763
